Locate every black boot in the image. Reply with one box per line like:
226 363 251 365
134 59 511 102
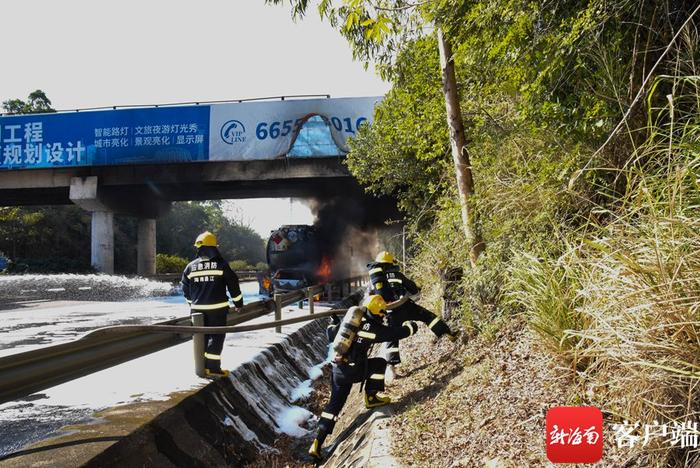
308 429 328 460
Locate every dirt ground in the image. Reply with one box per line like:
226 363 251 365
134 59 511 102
244 312 647 467
385 315 633 467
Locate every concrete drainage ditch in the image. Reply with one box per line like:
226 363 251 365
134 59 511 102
83 318 331 467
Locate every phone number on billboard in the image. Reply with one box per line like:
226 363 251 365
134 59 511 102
255 117 368 140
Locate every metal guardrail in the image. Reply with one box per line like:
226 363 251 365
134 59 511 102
0 276 366 405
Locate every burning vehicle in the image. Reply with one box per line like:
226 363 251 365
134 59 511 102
266 225 332 293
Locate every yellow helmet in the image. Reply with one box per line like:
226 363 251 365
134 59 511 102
375 251 396 264
194 231 218 248
362 294 387 317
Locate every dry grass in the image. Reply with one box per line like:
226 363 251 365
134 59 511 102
506 78 700 466
388 318 586 466
573 178 700 467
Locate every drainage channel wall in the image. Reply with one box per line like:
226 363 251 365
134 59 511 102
83 318 330 467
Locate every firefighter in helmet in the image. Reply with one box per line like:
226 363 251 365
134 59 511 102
367 251 457 381
181 231 244 378
308 295 418 460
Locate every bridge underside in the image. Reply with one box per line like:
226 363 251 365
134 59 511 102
0 157 399 274
0 157 379 209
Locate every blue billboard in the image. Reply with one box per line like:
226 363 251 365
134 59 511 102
0 97 380 170
0 106 210 170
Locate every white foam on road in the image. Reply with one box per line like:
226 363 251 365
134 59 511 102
0 281 331 456
0 274 173 297
0 281 257 356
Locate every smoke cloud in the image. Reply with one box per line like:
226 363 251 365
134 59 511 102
306 192 399 279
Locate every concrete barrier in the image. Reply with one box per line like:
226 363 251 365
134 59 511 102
82 318 330 467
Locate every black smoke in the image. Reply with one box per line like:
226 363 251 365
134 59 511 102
306 187 400 279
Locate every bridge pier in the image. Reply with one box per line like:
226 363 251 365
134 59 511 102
70 177 116 274
137 219 156 276
90 211 115 274
70 176 159 275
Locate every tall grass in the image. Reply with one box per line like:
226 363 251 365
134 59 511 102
506 251 589 367
511 75 700 465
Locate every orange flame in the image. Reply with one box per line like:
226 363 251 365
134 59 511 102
317 256 332 281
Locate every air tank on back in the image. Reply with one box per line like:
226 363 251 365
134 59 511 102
332 305 364 356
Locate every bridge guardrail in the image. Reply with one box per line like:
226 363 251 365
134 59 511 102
0 276 366 405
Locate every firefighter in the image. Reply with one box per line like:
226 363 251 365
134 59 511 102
367 251 457 380
181 231 244 379
308 295 418 460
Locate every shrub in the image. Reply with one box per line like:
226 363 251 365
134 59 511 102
229 259 253 271
505 251 588 367
156 254 189 273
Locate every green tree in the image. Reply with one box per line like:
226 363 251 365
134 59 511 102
0 205 92 272
269 0 699 263
2 90 55 115
345 37 448 216
0 207 44 260
157 202 265 266
268 0 486 262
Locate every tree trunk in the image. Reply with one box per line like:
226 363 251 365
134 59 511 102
437 28 485 267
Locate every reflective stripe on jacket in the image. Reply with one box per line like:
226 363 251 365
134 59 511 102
181 250 243 311
366 261 419 302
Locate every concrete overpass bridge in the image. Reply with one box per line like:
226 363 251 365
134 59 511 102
0 96 393 274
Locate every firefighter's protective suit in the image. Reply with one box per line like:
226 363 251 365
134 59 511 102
367 259 455 365
309 297 418 459
181 238 243 377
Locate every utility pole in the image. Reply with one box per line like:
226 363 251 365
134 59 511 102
402 224 406 267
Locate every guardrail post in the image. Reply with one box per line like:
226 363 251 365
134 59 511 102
192 313 206 378
274 293 282 333
307 288 315 315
